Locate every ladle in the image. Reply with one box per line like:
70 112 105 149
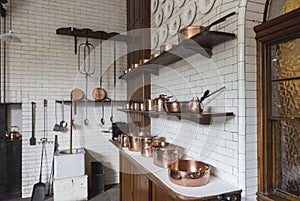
53 101 60 132
101 102 105 125
110 41 117 123
60 100 68 128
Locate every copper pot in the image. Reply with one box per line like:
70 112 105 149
127 132 150 152
160 44 176 53
127 134 141 152
153 142 184 168
120 134 128 147
140 136 160 157
153 94 172 112
188 98 204 113
168 160 211 187
150 53 160 60
144 99 154 111
139 58 150 65
164 102 181 113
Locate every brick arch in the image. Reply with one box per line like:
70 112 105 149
236 0 268 198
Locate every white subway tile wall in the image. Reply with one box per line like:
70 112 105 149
4 0 127 197
150 0 265 198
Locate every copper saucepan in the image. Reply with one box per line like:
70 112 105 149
178 12 236 43
164 101 181 113
168 160 211 187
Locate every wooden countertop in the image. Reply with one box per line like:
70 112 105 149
110 140 242 200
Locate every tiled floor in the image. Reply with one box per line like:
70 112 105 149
5 184 119 201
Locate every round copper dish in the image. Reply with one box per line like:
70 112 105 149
168 160 211 187
178 26 206 43
71 88 84 101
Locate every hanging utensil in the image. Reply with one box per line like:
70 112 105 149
101 102 105 125
205 86 226 99
30 102 36 145
78 37 95 125
110 41 117 123
53 101 60 132
93 39 107 101
59 100 68 129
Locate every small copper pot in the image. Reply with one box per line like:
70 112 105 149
127 134 141 152
164 102 181 113
168 160 211 187
160 44 176 53
150 53 160 60
153 142 184 168
120 134 128 147
144 99 154 111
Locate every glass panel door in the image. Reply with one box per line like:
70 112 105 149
270 37 300 197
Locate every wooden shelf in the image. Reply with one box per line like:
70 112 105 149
56 99 127 104
119 31 236 79
118 109 234 124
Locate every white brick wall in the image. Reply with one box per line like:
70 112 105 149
151 0 266 199
2 0 127 198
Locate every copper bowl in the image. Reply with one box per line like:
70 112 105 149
178 26 206 43
160 44 176 53
168 160 211 187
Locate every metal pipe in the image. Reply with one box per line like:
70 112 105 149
0 16 2 103
70 92 73 153
3 16 6 102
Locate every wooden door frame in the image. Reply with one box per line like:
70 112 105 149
254 8 300 201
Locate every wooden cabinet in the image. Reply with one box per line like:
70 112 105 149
151 183 174 201
120 152 150 201
118 149 242 201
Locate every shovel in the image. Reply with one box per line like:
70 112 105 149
31 140 46 201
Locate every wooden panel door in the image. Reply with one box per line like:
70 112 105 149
151 183 174 201
120 154 133 201
133 174 150 201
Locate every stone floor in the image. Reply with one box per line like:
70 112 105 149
6 184 120 201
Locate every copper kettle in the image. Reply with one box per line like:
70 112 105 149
5 126 21 140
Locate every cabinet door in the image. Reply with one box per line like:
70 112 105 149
133 174 150 201
120 155 133 201
152 183 174 201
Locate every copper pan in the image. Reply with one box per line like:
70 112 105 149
71 88 84 101
178 12 236 43
168 160 211 187
92 88 107 101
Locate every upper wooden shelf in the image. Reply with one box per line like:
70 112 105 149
118 109 234 124
56 99 126 104
119 31 236 79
